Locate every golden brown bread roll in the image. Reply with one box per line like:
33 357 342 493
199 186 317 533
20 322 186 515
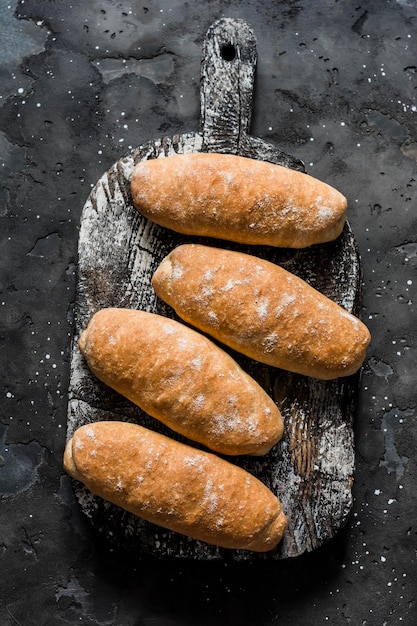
78 308 283 456
64 421 287 552
152 244 371 380
130 152 347 248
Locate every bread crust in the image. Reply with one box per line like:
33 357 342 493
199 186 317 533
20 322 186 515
78 308 283 456
152 244 371 380
130 153 347 248
64 421 287 552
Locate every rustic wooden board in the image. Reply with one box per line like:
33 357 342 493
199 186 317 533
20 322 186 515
67 17 363 560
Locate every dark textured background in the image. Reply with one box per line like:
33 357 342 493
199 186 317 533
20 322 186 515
1 1 416 624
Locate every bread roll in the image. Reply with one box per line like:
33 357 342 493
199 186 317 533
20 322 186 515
130 152 347 248
152 244 371 380
78 308 283 456
64 421 287 552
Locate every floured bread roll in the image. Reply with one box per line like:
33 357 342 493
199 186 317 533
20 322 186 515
152 244 371 380
64 421 288 552
130 152 347 248
78 308 283 456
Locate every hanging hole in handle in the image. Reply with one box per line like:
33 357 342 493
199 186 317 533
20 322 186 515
220 42 237 61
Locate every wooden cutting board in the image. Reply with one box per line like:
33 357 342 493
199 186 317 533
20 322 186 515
66 17 363 560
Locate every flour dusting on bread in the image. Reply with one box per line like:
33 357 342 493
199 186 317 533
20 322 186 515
131 153 347 248
152 244 371 380
78 308 283 456
64 421 288 552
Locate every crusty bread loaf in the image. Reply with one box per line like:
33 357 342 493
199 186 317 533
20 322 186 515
64 421 287 552
78 308 283 456
152 244 371 380
130 153 347 248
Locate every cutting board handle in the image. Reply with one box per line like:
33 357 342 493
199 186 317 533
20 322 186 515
200 18 257 151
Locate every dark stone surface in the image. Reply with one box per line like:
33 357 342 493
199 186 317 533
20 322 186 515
1 0 416 623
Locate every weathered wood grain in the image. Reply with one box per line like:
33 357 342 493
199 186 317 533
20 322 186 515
67 17 363 560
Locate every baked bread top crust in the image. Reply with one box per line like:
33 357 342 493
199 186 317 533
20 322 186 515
64 421 288 552
152 244 371 380
78 308 283 456
131 153 347 248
